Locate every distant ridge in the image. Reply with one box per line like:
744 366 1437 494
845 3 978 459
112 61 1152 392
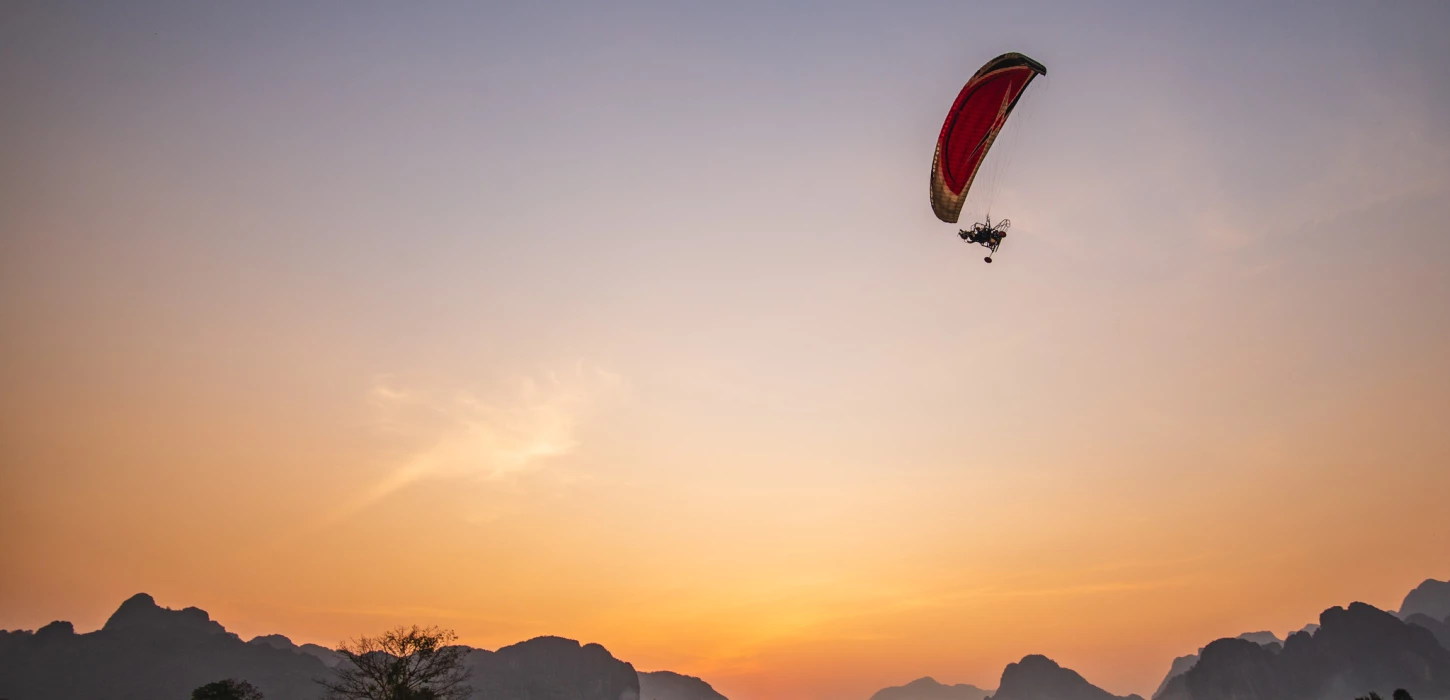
247 633 346 667
641 670 730 700
870 676 991 700
461 635 640 700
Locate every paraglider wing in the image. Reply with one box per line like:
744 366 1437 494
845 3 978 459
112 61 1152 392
930 53 1046 224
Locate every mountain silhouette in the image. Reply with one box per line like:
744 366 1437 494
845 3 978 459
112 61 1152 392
640 670 729 700
461 635 640 700
0 594 330 700
9 583 1450 700
0 594 648 700
987 655 1143 700
104 593 235 637
1151 632 1284 699
869 676 991 700
1155 602 1450 700
1401 579 1450 622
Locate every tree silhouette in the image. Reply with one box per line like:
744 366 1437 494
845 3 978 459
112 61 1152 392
191 679 264 700
1359 692 1418 700
318 625 471 700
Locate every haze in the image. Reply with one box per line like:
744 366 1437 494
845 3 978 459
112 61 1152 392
3 2 1449 699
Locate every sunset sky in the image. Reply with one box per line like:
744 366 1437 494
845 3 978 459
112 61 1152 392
2 2 1449 699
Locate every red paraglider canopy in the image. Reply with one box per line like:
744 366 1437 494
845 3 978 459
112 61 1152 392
930 53 1046 224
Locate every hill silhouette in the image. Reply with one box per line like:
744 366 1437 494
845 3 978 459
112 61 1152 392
247 633 346 668
869 676 991 700
462 636 640 700
640 670 730 700
1401 580 1450 622
988 654 1144 700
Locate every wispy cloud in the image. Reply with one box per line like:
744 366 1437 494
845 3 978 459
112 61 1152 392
322 364 623 524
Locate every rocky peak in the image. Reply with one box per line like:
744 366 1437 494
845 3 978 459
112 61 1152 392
102 592 231 638
1312 602 1448 663
1151 630 1288 698
991 654 1143 700
1400 579 1450 621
